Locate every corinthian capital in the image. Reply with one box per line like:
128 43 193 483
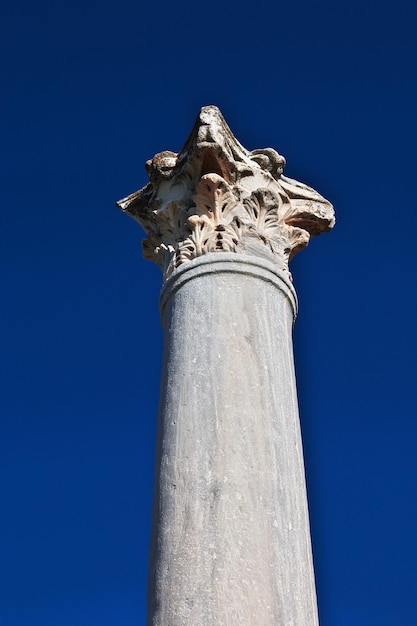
117 106 335 280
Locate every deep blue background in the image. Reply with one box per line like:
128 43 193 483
2 0 416 623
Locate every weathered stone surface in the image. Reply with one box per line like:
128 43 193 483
147 255 317 625
117 107 334 625
117 106 334 281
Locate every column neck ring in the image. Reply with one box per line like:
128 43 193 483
159 252 298 321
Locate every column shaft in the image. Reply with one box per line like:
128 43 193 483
147 254 318 626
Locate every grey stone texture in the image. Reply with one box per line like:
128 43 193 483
117 106 334 625
148 255 317 625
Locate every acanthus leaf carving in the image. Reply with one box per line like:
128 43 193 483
182 174 244 261
240 189 291 267
191 174 241 226
117 106 335 280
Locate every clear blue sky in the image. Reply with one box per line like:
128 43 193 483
2 0 416 624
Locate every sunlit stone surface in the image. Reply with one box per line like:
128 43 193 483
118 106 334 625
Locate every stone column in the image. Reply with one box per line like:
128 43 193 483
118 106 334 626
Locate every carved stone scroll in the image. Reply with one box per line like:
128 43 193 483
117 106 334 280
